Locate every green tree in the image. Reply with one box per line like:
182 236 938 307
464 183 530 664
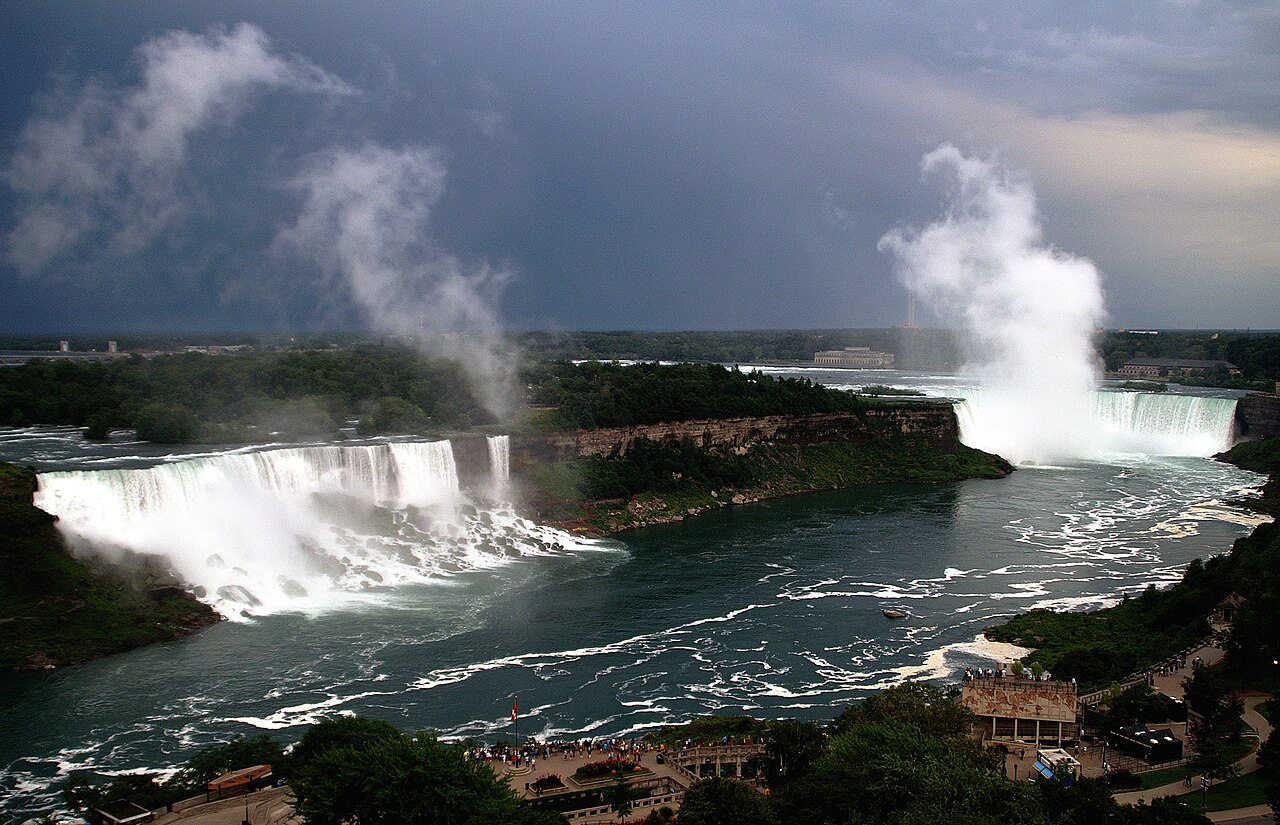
761 719 825 790
167 734 284 795
773 719 1045 825
133 402 199 443
830 682 974 739
604 771 638 822
358 396 433 435
287 716 403 777
677 777 777 825
63 772 183 821
290 729 533 825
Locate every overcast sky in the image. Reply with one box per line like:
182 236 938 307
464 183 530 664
1 1 1276 334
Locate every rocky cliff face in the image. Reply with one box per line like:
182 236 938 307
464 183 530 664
1237 393 1280 439
511 403 961 470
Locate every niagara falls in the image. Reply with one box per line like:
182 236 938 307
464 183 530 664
4 5 1280 824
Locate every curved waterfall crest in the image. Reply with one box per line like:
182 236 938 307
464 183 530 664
34 438 604 618
953 391 1238 461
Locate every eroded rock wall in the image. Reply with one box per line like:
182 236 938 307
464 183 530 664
512 403 960 470
1237 393 1280 439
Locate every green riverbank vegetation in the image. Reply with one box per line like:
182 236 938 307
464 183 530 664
985 437 1280 693
0 347 489 442
0 463 218 670
526 435 1011 534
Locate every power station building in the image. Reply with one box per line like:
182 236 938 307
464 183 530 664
1118 358 1239 379
813 347 895 368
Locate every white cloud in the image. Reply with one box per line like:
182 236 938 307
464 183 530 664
5 22 353 274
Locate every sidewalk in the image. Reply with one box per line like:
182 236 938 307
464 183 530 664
1113 694 1273 809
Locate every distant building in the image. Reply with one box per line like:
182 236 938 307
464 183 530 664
813 346 895 368
182 344 255 355
1118 358 1239 379
0 348 130 366
961 671 1078 746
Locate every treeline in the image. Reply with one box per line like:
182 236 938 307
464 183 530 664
515 328 964 370
1100 331 1280 389
0 347 490 442
526 361 872 431
57 685 1212 825
987 437 1280 691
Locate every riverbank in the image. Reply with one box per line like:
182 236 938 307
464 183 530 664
983 437 1279 691
0 462 220 671
517 427 1012 535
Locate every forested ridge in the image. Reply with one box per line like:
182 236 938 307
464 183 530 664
524 361 874 431
0 347 489 442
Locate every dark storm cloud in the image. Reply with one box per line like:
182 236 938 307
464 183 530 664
0 1 1276 332
4 22 351 274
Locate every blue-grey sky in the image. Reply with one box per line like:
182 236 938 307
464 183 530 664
1 1 1277 333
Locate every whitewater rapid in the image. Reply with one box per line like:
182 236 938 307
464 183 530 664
33 436 608 617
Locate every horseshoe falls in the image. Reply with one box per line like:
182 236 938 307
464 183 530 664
953 390 1238 463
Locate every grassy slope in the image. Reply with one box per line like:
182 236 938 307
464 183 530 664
527 435 1011 534
0 462 219 670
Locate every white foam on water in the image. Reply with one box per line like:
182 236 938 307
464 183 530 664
33 439 613 618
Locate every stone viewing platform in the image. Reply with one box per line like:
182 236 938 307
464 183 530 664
481 738 766 822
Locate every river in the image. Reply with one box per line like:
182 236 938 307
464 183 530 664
0 370 1267 820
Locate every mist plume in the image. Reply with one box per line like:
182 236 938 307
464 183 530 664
879 144 1107 464
277 143 518 420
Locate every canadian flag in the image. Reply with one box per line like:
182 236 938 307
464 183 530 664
511 699 518 722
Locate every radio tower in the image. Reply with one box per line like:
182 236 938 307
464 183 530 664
901 295 919 330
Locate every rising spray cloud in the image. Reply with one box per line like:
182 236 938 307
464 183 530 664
879 145 1107 464
276 143 518 420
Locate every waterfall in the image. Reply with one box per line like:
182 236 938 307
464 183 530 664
486 435 510 485
34 439 592 618
953 390 1238 461
1091 392 1238 456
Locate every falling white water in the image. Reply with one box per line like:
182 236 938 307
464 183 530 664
34 440 605 618
486 434 510 485
880 145 1108 465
